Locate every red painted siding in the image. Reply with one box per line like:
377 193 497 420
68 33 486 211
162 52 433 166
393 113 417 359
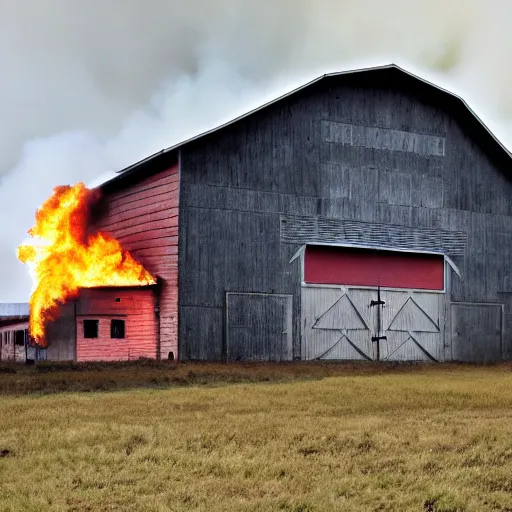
76 288 158 362
304 245 444 290
93 164 179 360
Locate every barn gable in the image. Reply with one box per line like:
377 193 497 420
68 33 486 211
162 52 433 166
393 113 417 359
105 64 511 189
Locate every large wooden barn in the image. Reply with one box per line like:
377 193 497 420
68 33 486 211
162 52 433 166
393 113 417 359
43 64 512 363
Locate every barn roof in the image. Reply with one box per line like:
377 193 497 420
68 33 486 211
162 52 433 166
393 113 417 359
0 303 29 318
0 303 29 326
101 64 512 191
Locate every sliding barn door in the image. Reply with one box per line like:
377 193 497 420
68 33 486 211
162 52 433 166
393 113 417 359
301 246 446 361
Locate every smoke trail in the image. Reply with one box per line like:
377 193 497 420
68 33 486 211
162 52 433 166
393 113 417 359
1 0 511 301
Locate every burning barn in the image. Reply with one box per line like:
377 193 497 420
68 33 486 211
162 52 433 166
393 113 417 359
19 64 512 363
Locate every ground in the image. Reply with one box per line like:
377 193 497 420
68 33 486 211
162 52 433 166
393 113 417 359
1 362 512 511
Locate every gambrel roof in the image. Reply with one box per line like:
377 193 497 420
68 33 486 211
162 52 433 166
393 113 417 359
102 64 511 191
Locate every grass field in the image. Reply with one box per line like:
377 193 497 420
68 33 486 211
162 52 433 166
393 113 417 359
1 362 512 511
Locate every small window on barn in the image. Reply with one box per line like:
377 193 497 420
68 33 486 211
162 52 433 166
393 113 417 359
15 330 25 346
83 320 99 339
110 320 125 339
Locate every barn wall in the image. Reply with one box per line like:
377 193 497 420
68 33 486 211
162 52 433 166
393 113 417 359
93 164 179 360
76 288 157 362
179 76 512 362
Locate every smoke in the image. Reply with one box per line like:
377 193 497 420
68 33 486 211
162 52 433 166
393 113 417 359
1 0 512 301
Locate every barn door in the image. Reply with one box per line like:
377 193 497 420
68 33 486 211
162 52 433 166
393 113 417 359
226 293 293 362
302 287 375 360
301 245 446 361
375 289 444 361
302 286 444 361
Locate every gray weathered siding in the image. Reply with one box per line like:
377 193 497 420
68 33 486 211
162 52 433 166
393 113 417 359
178 75 512 362
44 302 76 361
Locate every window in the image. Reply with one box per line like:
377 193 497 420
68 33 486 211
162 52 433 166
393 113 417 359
15 330 25 346
83 320 99 339
110 320 125 339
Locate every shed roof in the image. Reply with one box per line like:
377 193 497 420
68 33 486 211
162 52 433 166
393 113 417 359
101 64 512 191
0 303 29 318
0 318 29 329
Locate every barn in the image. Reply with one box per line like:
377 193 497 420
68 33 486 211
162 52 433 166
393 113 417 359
43 64 512 363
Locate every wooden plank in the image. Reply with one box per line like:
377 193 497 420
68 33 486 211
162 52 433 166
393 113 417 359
106 165 179 199
96 214 177 237
101 202 177 226
107 182 179 210
107 175 179 205
102 220 178 241
97 208 178 231
121 236 179 252
117 229 178 246
105 191 177 218
132 246 178 258
142 255 178 265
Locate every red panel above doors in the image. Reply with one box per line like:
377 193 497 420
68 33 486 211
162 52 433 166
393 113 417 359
304 245 444 290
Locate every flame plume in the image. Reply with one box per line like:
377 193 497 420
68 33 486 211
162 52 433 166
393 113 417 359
17 182 155 346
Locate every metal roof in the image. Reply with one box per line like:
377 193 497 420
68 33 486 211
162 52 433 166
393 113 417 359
0 303 29 318
101 63 512 189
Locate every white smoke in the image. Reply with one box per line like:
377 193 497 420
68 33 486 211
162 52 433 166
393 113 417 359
1 0 512 301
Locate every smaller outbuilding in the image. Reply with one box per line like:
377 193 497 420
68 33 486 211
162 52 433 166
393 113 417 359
0 303 34 362
42 281 162 362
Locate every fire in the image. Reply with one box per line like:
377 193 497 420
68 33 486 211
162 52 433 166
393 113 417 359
17 182 156 346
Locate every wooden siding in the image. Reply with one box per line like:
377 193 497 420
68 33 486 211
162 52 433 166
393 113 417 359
179 77 512 362
44 302 76 361
76 288 157 362
451 303 503 362
280 215 467 256
226 293 293 361
93 164 179 360
0 321 28 362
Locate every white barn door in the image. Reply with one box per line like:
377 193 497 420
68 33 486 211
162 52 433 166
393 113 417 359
301 245 446 362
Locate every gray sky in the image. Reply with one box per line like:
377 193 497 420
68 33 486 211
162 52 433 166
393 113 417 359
1 0 511 302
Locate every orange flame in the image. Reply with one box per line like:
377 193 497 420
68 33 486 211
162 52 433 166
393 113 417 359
17 182 156 346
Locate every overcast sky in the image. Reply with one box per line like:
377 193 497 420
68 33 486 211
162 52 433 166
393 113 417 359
1 0 511 302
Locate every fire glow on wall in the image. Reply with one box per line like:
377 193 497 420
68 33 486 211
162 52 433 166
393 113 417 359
17 182 156 346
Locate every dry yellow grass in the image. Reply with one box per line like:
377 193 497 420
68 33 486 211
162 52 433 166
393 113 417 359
1 364 512 511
